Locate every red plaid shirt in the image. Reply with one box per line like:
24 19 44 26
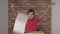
25 17 41 32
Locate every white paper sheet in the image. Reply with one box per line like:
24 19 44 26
13 12 28 34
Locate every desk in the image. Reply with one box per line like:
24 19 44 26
13 31 44 34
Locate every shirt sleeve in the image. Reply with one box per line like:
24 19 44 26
35 17 41 22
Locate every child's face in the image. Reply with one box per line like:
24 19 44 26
27 12 34 19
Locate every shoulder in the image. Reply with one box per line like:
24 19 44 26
35 17 40 20
34 17 41 21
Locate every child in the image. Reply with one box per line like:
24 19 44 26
10 4 51 32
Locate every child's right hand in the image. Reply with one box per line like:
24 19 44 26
10 4 15 11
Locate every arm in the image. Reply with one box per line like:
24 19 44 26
10 4 16 17
39 4 51 19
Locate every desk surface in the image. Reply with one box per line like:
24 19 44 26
25 31 44 34
13 31 44 34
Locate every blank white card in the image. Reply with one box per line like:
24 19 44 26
13 12 28 34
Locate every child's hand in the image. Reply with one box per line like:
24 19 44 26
10 4 15 11
10 4 15 9
10 4 16 17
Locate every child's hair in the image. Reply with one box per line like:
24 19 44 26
27 9 35 15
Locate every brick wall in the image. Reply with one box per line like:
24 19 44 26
8 0 51 34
